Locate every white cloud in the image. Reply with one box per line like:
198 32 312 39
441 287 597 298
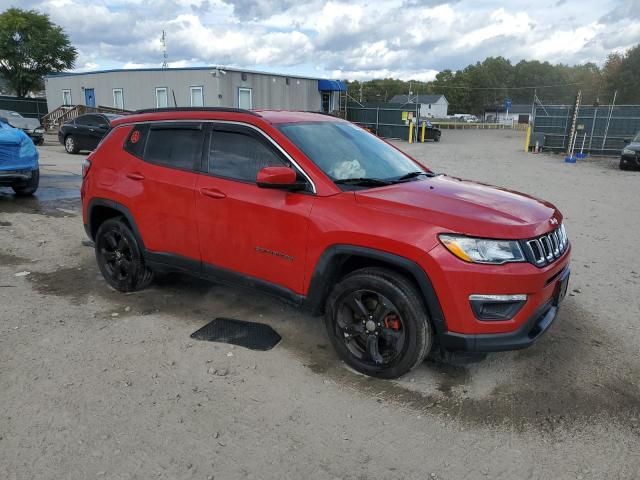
3 0 634 80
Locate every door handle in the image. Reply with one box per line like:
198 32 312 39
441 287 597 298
126 172 145 181
200 187 226 199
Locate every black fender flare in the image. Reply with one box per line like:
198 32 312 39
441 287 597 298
304 245 446 335
86 198 145 249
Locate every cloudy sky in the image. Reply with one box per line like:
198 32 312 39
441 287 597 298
4 0 639 80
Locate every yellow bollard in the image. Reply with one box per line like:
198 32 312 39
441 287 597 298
524 125 531 152
408 121 413 144
421 121 426 143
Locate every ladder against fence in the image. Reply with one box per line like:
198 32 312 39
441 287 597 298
532 104 640 155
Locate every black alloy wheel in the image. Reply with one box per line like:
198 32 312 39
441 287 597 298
335 289 406 366
95 217 153 292
325 268 432 379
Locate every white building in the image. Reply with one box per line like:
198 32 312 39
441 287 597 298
389 94 448 118
44 66 346 114
483 104 533 124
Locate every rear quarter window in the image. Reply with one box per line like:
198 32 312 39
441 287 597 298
124 125 149 159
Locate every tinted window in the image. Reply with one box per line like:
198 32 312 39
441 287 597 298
75 115 101 127
208 129 285 182
124 125 149 159
143 123 204 171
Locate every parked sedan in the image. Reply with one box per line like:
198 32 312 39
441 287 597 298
620 131 640 170
0 109 45 145
58 113 122 154
419 119 441 142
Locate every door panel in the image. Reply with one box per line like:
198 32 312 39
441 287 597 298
123 123 203 261
195 125 314 293
84 88 95 107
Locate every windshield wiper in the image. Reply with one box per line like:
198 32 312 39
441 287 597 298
334 177 392 186
394 171 433 182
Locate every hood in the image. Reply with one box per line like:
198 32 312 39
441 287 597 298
624 142 640 152
7 117 41 130
355 175 562 239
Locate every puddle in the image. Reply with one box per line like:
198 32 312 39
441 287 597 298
0 171 81 216
25 260 640 433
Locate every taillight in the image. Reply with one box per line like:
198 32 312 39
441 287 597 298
82 158 92 178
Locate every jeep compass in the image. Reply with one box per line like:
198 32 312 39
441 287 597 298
81 108 571 379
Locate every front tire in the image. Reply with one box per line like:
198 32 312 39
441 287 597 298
434 133 441 142
324 267 432 379
65 135 79 154
12 168 39 196
95 217 153 292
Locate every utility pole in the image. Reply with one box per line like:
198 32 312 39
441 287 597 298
161 30 168 68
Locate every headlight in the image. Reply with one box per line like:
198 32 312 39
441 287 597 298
34 127 44 133
622 148 635 155
439 234 525 264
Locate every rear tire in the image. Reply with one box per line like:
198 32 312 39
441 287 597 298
324 267 432 379
12 168 39 196
65 135 79 154
95 217 153 292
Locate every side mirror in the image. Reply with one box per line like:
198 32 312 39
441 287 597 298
98 123 109 129
256 166 305 190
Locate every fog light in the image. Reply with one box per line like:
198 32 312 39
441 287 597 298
469 294 527 321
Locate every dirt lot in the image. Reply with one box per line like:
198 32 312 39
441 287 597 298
1 131 639 480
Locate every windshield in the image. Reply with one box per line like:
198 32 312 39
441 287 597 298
278 121 425 183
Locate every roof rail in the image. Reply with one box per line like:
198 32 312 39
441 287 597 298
132 107 261 117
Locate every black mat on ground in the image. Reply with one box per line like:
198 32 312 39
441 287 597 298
191 318 281 351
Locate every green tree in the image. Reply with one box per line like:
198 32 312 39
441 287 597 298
602 45 640 103
0 8 77 97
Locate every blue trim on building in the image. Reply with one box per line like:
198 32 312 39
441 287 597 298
318 80 346 92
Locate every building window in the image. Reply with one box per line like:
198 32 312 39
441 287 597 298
190 86 204 107
241 73 247 81
113 88 124 109
238 88 252 109
62 89 72 106
156 87 168 108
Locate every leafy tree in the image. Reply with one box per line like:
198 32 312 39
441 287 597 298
603 45 640 104
0 8 76 97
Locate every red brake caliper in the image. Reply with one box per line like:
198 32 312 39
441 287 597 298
383 314 401 331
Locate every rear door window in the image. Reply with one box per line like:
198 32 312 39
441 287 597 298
143 122 205 171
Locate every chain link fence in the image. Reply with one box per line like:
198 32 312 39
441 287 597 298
532 104 640 155
0 95 48 121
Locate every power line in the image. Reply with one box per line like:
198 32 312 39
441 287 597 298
430 82 584 91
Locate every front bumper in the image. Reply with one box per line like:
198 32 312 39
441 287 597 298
23 129 44 142
0 169 35 185
423 241 571 352
439 266 569 352
620 153 640 168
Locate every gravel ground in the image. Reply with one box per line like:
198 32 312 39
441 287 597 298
1 131 639 480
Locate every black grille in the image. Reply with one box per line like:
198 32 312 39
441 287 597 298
523 225 568 267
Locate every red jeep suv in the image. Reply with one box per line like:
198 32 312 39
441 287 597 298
81 108 571 378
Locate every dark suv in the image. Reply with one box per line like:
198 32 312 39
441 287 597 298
81 108 571 379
